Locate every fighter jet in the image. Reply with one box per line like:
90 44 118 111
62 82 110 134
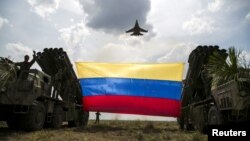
126 20 148 36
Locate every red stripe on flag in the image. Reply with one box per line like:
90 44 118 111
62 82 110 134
82 95 180 117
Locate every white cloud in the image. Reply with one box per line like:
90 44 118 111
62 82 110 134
27 0 60 18
157 43 196 63
58 21 89 47
5 42 33 60
182 15 215 35
240 50 250 66
208 0 224 12
93 43 147 63
0 17 9 29
245 12 250 23
70 33 173 64
78 0 151 34
157 42 197 78
118 34 144 46
59 0 83 15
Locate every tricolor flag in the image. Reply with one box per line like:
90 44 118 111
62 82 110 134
76 62 184 117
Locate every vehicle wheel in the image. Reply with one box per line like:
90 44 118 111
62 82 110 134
208 106 223 125
21 101 46 131
68 110 89 127
194 118 207 133
68 109 80 127
192 111 207 133
184 123 193 131
82 111 89 126
178 115 184 130
51 105 63 128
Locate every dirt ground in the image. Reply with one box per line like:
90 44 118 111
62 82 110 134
0 120 207 141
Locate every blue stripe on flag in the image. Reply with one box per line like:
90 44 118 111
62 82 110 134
80 78 182 100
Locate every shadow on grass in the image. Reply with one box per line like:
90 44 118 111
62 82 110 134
0 126 30 141
74 124 125 133
73 120 180 134
0 127 13 141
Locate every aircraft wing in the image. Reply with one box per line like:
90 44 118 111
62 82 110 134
131 32 143 36
126 27 135 33
139 27 148 32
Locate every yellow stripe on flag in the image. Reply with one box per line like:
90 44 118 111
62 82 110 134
76 62 184 81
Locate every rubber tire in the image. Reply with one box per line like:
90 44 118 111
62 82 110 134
21 101 46 131
184 123 193 131
82 111 89 127
51 105 63 129
194 118 207 133
178 115 184 130
208 106 223 125
68 110 89 127
68 109 80 127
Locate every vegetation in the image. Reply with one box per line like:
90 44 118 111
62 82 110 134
0 120 207 141
0 57 16 89
208 47 250 87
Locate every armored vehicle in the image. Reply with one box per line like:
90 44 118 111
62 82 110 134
0 48 88 131
178 46 250 132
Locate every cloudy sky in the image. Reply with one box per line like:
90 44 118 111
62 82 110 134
1 0 250 121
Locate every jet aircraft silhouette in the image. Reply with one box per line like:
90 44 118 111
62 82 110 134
126 20 148 36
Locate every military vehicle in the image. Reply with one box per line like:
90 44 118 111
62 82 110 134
0 48 88 131
178 45 250 132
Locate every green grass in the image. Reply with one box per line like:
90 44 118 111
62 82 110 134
0 120 207 141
